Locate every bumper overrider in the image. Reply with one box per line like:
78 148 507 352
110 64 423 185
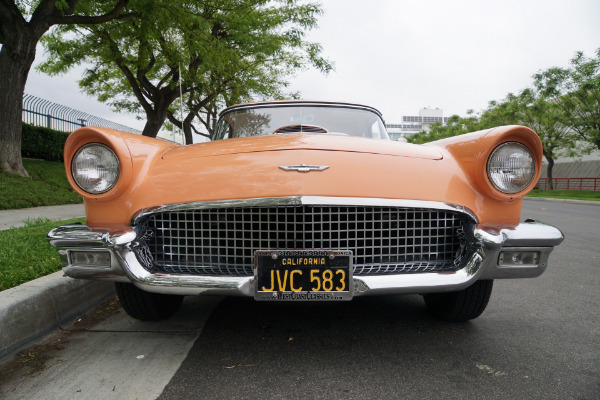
47 197 564 297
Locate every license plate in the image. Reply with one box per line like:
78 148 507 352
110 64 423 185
254 250 353 301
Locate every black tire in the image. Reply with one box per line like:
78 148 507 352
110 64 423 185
423 280 493 322
115 282 184 321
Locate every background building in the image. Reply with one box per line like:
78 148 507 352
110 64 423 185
386 107 449 141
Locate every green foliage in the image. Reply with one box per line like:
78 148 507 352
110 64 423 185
479 90 585 159
527 189 600 201
0 159 82 210
533 49 600 149
39 0 333 140
21 123 71 162
407 50 598 187
407 113 480 144
0 218 85 292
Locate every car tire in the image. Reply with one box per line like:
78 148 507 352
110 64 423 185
115 282 185 321
423 280 493 322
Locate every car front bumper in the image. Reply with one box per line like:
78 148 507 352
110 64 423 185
47 197 564 297
48 224 564 297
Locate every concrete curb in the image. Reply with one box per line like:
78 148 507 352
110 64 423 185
524 197 600 206
0 272 115 363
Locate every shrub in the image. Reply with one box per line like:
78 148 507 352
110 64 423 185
21 123 70 161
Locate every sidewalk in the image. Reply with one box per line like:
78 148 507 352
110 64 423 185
0 203 85 230
0 203 115 362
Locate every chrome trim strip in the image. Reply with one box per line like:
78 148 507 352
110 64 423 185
48 224 137 248
500 221 565 247
279 164 329 172
131 196 479 223
219 101 384 118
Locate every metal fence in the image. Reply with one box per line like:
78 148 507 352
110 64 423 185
22 93 141 134
536 177 600 191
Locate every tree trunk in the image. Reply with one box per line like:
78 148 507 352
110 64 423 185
546 157 555 191
141 115 164 138
0 39 38 177
1 0 132 177
141 103 170 138
182 118 194 145
140 92 180 138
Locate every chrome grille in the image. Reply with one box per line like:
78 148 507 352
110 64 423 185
136 205 468 276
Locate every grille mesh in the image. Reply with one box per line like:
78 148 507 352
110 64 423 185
137 205 467 276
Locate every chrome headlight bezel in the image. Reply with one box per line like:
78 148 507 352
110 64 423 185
71 143 120 194
487 142 536 194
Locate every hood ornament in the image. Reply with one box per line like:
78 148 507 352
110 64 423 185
279 164 329 173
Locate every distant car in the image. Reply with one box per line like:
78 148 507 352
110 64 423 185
48 100 563 322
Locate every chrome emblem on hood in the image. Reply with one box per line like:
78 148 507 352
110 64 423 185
279 164 329 173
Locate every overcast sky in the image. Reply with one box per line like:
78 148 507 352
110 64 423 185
24 0 600 132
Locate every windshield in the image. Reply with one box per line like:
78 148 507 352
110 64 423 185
214 105 389 140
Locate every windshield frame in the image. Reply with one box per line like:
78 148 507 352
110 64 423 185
214 101 389 141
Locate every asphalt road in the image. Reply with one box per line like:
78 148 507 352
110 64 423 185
158 200 599 400
1 199 598 399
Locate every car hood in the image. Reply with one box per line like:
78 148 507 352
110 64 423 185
66 126 538 228
161 134 443 160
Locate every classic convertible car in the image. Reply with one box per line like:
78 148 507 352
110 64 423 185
48 100 563 322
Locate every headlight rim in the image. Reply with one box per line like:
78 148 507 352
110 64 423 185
486 141 536 195
71 142 121 195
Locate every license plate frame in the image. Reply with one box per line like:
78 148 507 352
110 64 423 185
254 250 353 301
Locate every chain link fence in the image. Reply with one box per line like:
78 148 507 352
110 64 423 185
22 93 141 134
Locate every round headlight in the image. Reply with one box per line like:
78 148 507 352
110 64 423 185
71 143 120 194
487 142 535 194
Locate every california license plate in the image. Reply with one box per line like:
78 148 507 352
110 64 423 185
254 250 353 301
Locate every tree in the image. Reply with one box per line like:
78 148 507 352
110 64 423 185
0 0 134 177
407 51 597 190
407 91 583 190
407 112 480 144
483 90 582 190
167 58 305 143
40 0 332 142
476 90 587 190
533 49 600 150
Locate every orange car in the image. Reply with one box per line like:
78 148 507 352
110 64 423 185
48 101 563 321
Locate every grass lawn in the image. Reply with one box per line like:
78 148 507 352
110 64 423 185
0 218 85 292
527 189 600 201
0 159 82 210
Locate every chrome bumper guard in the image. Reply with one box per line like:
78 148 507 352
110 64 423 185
47 198 564 296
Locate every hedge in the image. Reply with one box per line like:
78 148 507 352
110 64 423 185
21 123 71 162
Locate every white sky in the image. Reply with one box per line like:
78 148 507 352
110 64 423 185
24 0 600 132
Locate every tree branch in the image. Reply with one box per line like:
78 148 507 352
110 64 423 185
191 124 210 138
51 0 135 25
136 45 158 97
27 0 60 36
0 0 26 25
98 28 153 115
166 110 182 128
156 68 176 90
